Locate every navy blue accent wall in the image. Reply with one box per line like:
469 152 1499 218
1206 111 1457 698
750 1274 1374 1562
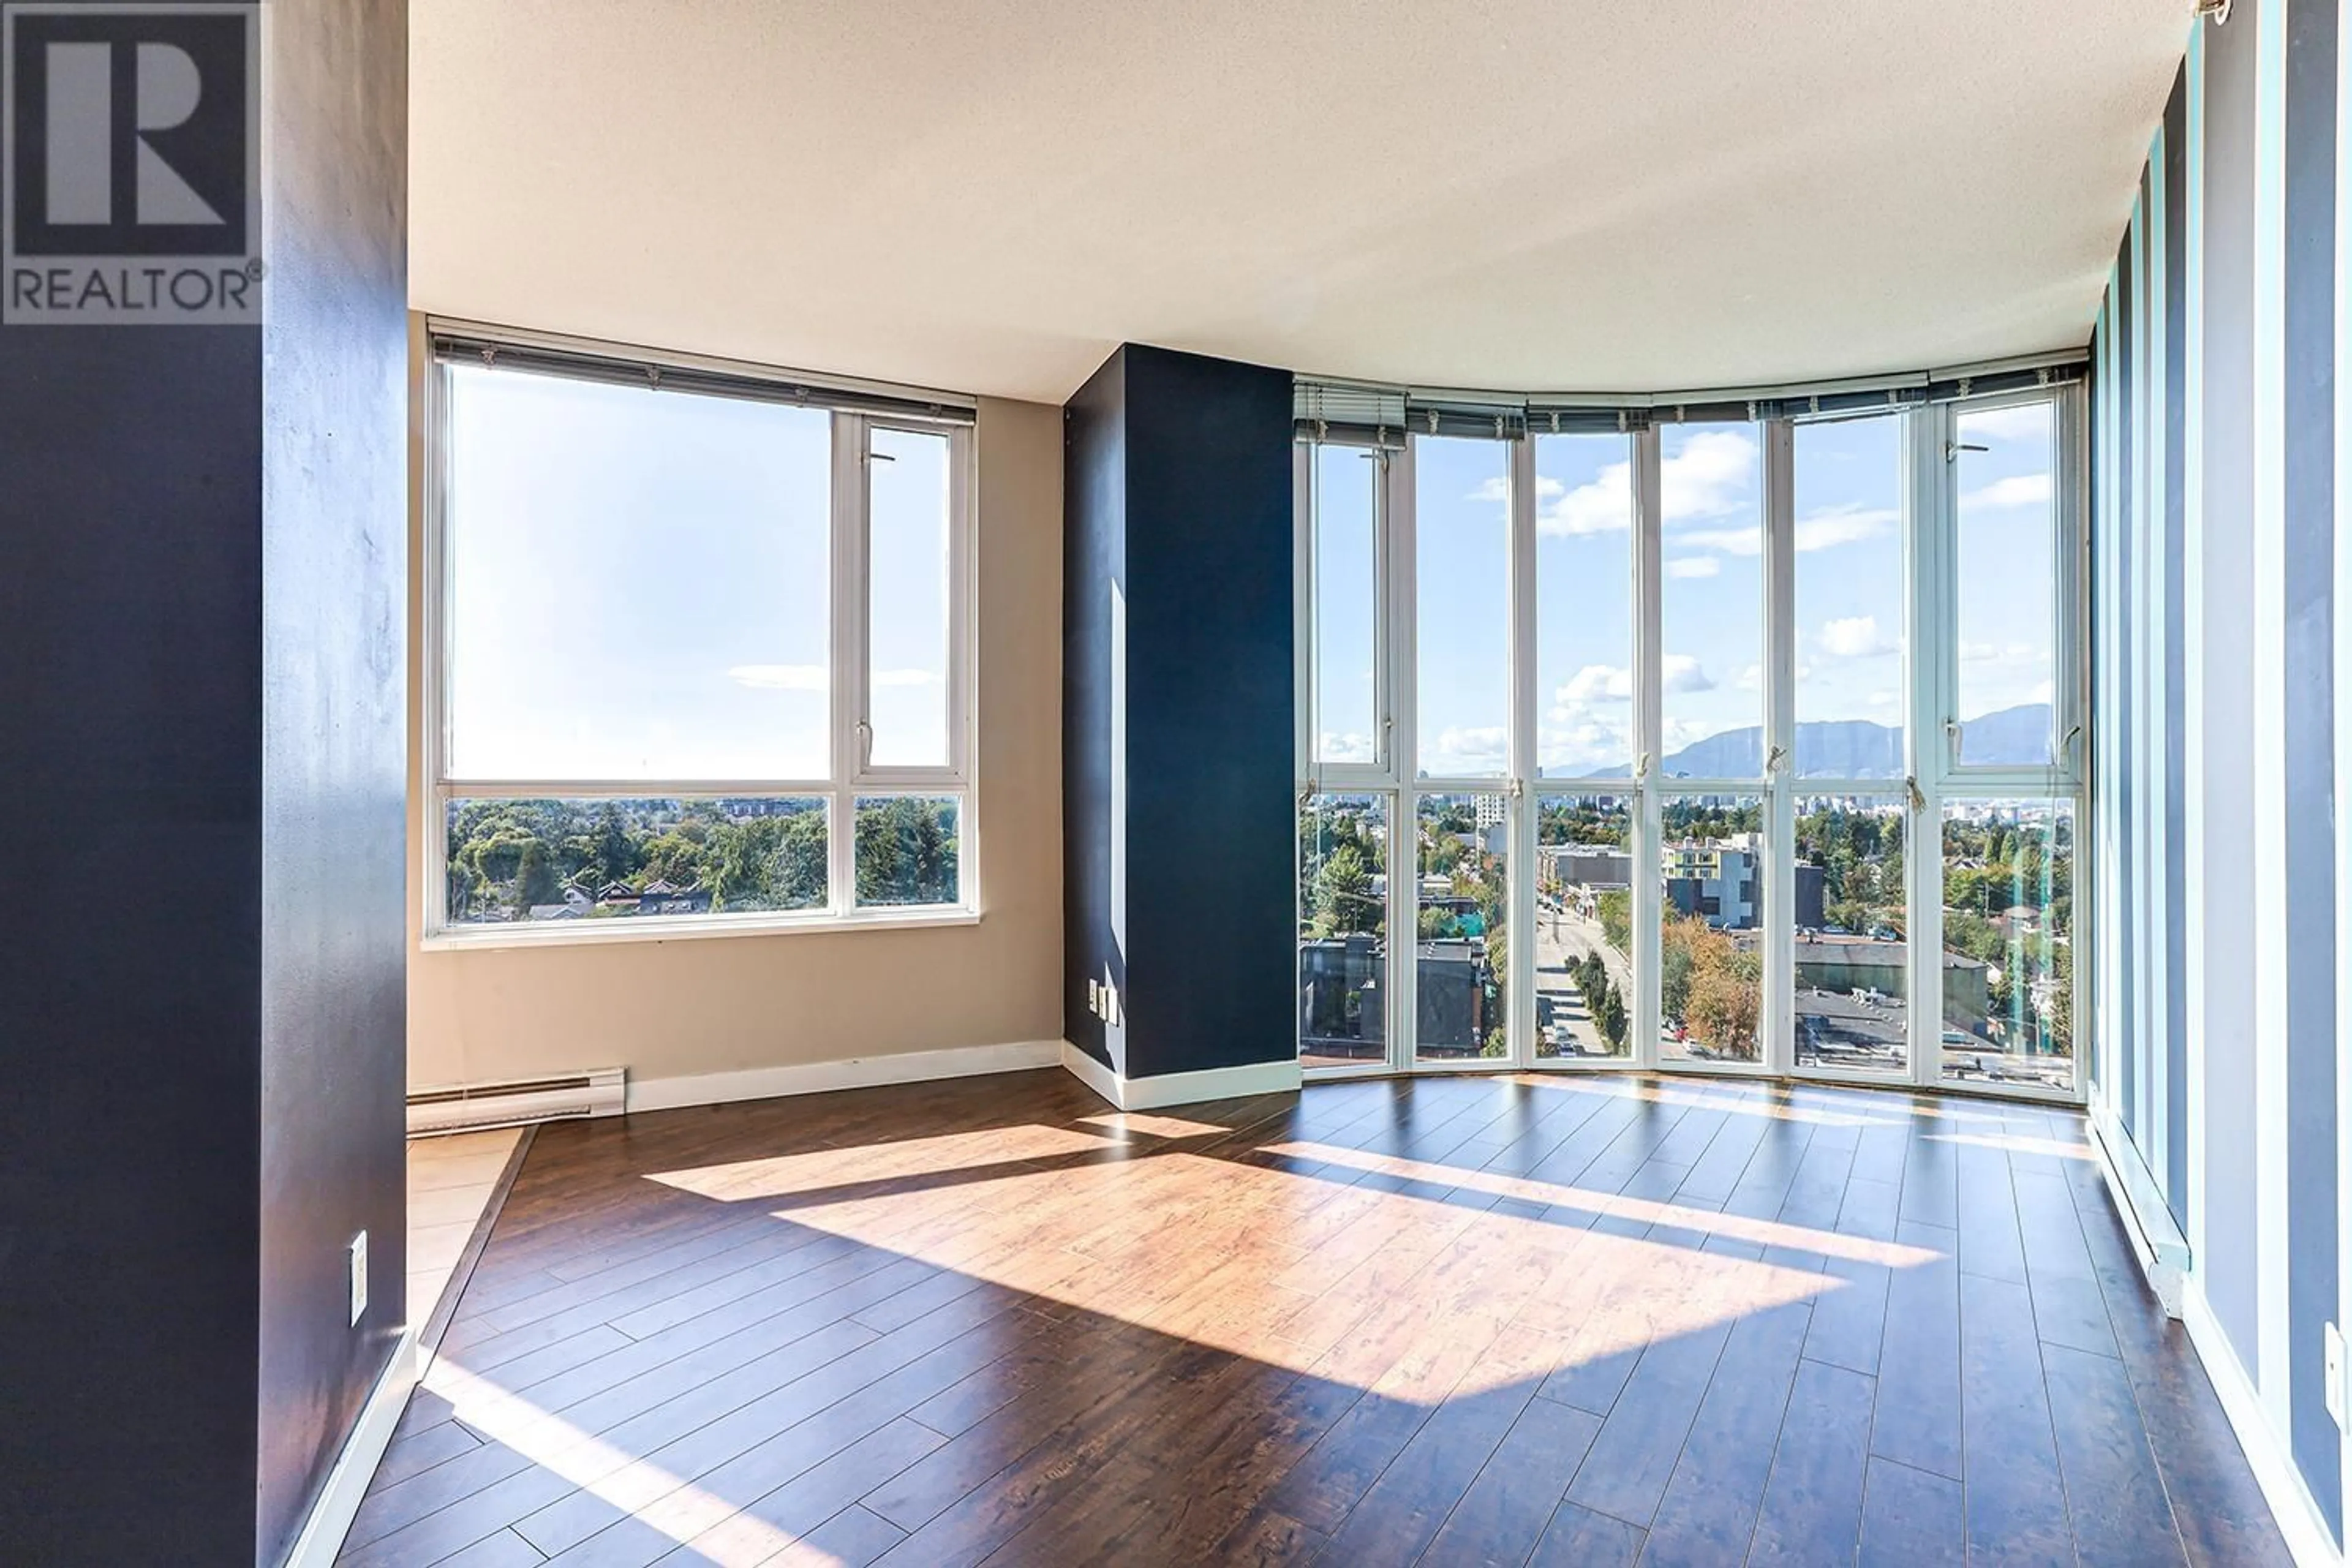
254 0 411 1560
1063 353 1126 1072
2283 0 2340 1526
0 311 268 1568
0 3 407 1562
1062 344 1295 1084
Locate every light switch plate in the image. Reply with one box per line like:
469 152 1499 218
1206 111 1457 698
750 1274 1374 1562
348 1231 368 1327
2326 1321 2345 1429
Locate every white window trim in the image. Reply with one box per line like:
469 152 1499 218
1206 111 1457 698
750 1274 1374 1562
419 323 979 950
1294 386 2089 1104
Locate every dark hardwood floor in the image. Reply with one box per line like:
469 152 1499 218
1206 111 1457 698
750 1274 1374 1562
344 1069 2290 1567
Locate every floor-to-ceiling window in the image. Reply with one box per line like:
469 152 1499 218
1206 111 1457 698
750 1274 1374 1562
1654 422 1769 1069
1932 398 2081 1092
1532 431 1637 1062
1294 375 2086 1100
1790 413 1912 1080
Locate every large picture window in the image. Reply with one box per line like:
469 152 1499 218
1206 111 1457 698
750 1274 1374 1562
426 327 976 942
1296 377 2086 1100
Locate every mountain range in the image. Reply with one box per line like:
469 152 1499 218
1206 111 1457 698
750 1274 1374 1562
1559 703 2054 781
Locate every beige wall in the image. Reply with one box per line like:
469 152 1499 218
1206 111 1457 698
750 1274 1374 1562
405 318 1064 1089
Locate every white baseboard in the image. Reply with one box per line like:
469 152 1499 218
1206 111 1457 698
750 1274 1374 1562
280 1329 419 1568
1059 1041 1125 1107
1057 1041 1302 1110
625 1038 1064 1115
2087 1104 2190 1314
2182 1281 2343 1567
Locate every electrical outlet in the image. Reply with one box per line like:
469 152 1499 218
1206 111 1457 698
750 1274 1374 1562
2327 1322 2346 1430
348 1231 368 1327
1087 979 1101 1017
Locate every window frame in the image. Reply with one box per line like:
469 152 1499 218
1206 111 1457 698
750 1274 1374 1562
1293 382 2089 1105
420 323 979 949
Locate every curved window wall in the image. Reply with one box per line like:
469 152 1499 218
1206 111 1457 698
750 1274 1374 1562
1294 389 2084 1101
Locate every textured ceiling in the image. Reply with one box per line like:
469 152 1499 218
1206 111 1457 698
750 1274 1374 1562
410 1 2188 404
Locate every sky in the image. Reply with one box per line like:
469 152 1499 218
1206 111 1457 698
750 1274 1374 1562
1314 401 2059 780
444 364 951 785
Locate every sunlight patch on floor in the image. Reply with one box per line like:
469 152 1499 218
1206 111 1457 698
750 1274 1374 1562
1260 1142 1944 1267
420 1359 837 1567
743 1148 1847 1395
643 1123 1111 1202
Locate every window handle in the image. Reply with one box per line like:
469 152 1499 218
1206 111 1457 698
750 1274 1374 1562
855 719 873 769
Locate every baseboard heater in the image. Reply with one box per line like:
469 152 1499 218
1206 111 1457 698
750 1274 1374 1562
407 1068 627 1136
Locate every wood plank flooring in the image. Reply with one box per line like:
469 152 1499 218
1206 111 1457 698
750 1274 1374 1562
343 1069 2290 1568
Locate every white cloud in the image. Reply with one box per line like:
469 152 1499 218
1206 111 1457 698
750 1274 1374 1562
1868 689 1899 708
1662 717 1719 752
1319 731 1375 762
1660 654 1714 694
1666 555 1721 579
1539 463 1635 537
1538 710 1631 772
1427 725 1509 772
1958 404 2052 442
1538 430 1755 539
1660 429 1758 522
1736 663 1766 692
1795 505 1898 551
1559 663 1634 704
1676 526 1762 556
728 663 826 690
1818 615 1898 660
1469 473 1565 516
1961 473 2052 511
873 668 939 687
1675 503 1895 560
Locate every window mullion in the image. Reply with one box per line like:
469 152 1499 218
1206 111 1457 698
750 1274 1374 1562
1389 439 1418 1074
1508 434 1539 1069
1762 420 1796 1077
1908 405 1952 1088
831 412 868 914
1294 440 1315 789
948 424 978 788
1631 426 1664 1071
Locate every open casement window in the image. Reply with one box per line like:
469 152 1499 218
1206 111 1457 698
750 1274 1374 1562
424 324 976 944
1939 394 2084 785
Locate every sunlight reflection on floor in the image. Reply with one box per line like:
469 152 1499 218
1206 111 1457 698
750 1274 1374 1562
650 1142 1889 1400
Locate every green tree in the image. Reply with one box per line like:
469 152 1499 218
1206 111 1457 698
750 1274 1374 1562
857 797 958 905
1313 843 1378 937
1597 889 1632 957
1595 977 1627 1050
594 804 638 884
773 809 829 909
514 839 559 911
